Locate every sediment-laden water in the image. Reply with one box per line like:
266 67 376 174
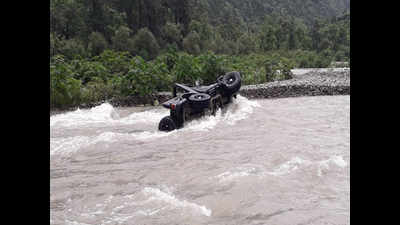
50 95 350 225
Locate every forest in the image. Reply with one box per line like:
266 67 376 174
50 0 350 109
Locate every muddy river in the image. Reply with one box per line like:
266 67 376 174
50 95 350 225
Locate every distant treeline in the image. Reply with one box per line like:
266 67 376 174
50 0 349 61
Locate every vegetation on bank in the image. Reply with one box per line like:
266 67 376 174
50 49 339 109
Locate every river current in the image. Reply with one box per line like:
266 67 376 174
50 95 350 225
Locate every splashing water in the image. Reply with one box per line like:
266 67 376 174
50 95 261 157
141 187 212 216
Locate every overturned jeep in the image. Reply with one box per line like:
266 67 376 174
158 71 241 131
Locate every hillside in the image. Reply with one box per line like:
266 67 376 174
198 0 350 26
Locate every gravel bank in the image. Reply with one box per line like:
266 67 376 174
240 68 350 99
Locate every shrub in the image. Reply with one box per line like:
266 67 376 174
69 59 109 85
80 77 114 103
122 56 172 97
50 55 82 108
197 52 226 84
264 57 294 82
93 50 131 76
171 52 201 85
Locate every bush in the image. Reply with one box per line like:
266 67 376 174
50 55 82 108
80 77 115 103
93 50 131 76
197 52 226 84
264 56 294 82
69 59 109 85
171 52 201 85
123 56 172 97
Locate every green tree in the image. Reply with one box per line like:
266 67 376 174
237 33 257 55
111 25 135 54
259 23 277 51
162 22 183 48
132 28 160 60
183 31 202 55
88 31 108 56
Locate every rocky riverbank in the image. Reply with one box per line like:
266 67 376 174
240 68 350 99
50 68 349 115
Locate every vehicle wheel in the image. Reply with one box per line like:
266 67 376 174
221 71 241 95
158 116 176 132
188 93 211 109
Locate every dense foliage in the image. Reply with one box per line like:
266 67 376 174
50 0 350 60
50 0 350 109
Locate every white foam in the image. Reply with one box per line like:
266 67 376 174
183 95 260 131
108 214 134 223
65 220 92 225
50 103 118 127
328 155 348 168
50 103 169 128
120 110 168 124
128 130 177 140
221 95 261 125
50 136 92 156
142 187 212 217
50 129 179 156
184 109 222 131
136 207 165 216
216 166 259 182
317 155 348 176
50 132 118 156
268 157 310 176
267 156 348 177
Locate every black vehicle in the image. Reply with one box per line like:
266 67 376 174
158 71 241 131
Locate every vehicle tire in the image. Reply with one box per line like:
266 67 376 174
221 71 241 95
188 93 211 109
158 116 177 132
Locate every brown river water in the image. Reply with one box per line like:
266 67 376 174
50 95 350 225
